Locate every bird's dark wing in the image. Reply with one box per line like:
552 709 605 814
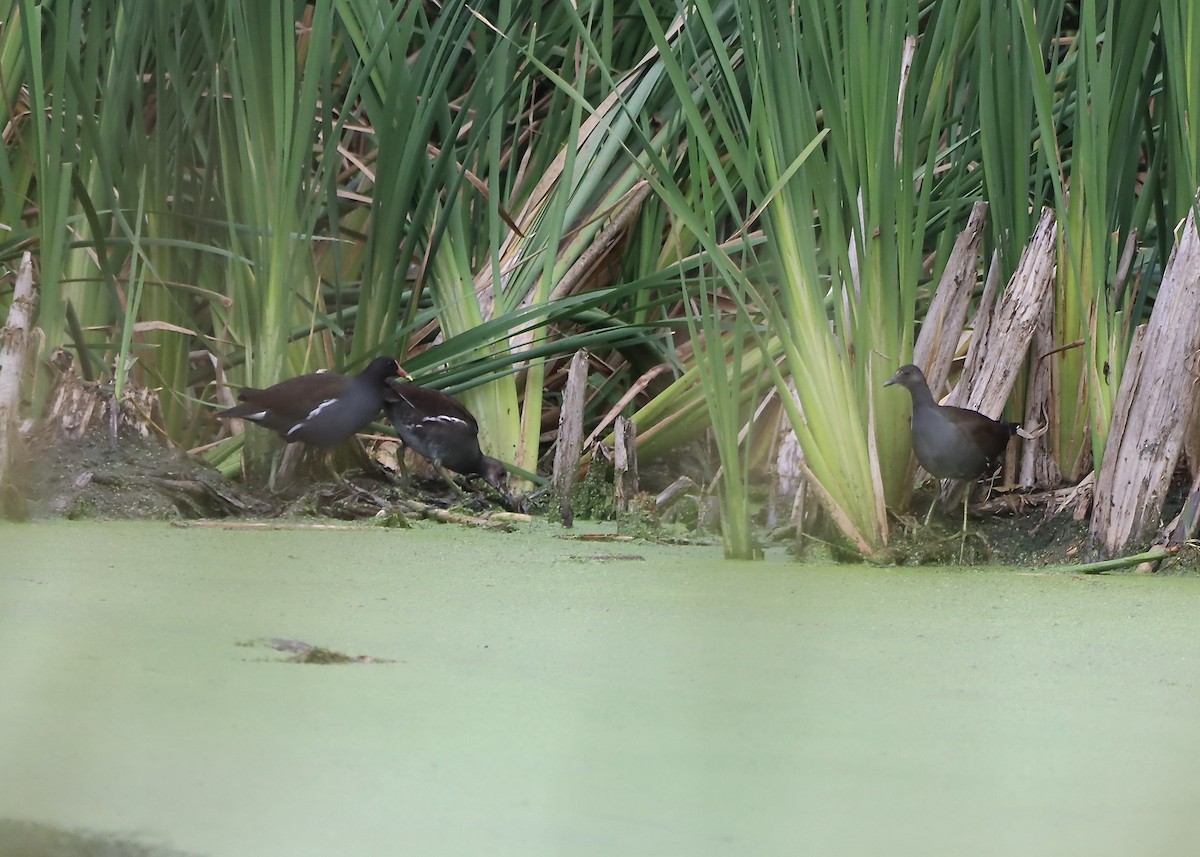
386 383 481 435
218 373 347 424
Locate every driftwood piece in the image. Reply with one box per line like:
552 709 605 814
969 473 1093 519
552 349 589 526
913 200 988 395
613 415 638 513
1091 202 1200 557
177 520 362 530
1093 326 1147 492
0 253 36 517
396 498 516 531
655 476 697 510
556 533 635 542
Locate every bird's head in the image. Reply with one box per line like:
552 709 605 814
479 456 509 494
884 364 927 391
364 356 410 383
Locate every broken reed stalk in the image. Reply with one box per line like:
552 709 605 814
0 253 37 518
613 415 638 513
552 349 589 527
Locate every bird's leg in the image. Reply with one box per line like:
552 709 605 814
959 470 1004 563
323 451 343 484
434 462 466 499
958 485 970 564
393 443 411 487
924 479 949 526
923 495 938 527
274 442 336 487
267 445 287 493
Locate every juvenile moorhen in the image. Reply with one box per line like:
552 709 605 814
384 381 512 507
885 363 1018 535
218 356 402 450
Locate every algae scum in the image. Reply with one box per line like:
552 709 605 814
3 520 1200 857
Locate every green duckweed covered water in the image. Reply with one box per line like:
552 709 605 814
2 520 1199 856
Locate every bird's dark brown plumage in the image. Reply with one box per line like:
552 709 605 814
218 356 401 451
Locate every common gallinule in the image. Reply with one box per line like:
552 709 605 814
218 356 403 451
885 363 1018 535
384 381 513 508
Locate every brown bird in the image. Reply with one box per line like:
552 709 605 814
885 363 1018 539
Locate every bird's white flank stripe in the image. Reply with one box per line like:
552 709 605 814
287 398 339 436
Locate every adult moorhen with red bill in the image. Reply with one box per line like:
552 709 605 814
218 356 403 450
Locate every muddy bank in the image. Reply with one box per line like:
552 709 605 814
10 369 1194 570
17 421 1129 568
25 429 270 521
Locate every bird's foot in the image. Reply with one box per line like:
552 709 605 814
954 530 993 565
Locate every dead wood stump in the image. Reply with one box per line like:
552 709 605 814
1090 201 1200 556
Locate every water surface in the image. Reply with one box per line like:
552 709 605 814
2 520 1198 856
